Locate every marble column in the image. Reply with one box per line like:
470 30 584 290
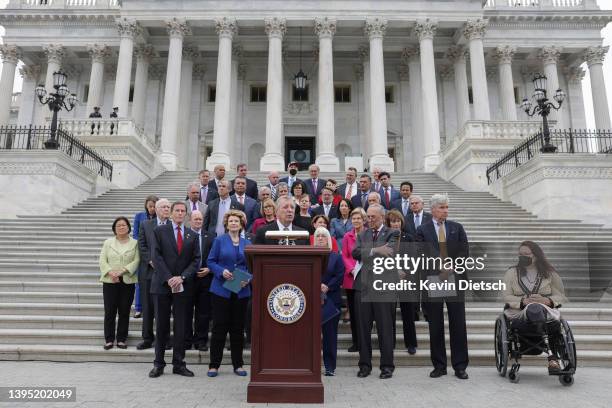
415 19 440 172
564 66 587 130
364 17 394 171
235 63 247 165
314 17 340 171
188 64 206 170
0 45 21 125
464 18 490 120
132 44 155 128
229 43 241 166
539 46 563 128
584 45 611 131
160 18 191 170
178 45 197 169
446 45 470 129
440 65 456 145
206 17 237 170
358 44 371 162
113 18 140 118
402 47 422 171
260 17 286 171
18 64 41 125
398 63 411 172
41 44 65 122
85 44 111 116
495 45 517 121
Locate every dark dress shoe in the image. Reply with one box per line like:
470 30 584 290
429 368 447 378
347 345 358 353
407 346 417 355
103 343 113 350
173 366 194 377
116 343 127 349
357 368 371 378
197 344 209 352
149 367 164 378
136 342 152 350
454 370 469 380
379 369 393 379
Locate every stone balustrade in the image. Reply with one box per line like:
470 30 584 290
12 0 120 9
485 0 596 9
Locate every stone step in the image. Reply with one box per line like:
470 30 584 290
0 272 99 282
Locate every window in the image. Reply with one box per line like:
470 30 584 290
128 85 134 102
83 85 89 103
514 86 520 104
292 84 309 102
334 85 351 103
468 86 474 104
250 85 267 102
385 86 394 103
208 85 216 102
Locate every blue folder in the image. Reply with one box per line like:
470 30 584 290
222 268 252 294
321 295 340 325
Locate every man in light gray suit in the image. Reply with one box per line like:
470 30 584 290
137 198 171 350
185 182 207 220
203 180 245 236
231 176 258 230
352 204 399 380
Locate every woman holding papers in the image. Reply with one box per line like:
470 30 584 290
207 209 252 377
314 227 344 376
340 208 367 353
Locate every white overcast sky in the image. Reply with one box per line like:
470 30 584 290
1 0 611 128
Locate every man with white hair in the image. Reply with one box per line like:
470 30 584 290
416 194 469 380
265 171 280 201
137 198 171 350
405 195 432 240
306 164 325 203
352 204 399 379
253 195 308 245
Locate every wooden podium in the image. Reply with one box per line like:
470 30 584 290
245 246 329 404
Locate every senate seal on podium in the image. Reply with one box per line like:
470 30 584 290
267 283 307 324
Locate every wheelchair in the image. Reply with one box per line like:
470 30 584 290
494 308 577 386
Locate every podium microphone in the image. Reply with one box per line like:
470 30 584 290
265 230 310 245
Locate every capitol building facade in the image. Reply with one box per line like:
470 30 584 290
0 0 611 192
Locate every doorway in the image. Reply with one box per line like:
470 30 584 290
285 137 315 171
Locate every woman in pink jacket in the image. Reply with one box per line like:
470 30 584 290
340 207 367 353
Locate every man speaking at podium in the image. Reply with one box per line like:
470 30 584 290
254 196 309 245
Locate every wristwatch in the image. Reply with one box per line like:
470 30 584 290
181 276 186 282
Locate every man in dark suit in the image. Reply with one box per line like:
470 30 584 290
265 171 281 201
197 169 219 205
184 210 215 352
390 181 414 220
231 176 259 230
305 164 325 204
207 164 226 192
311 187 339 219
149 201 201 378
351 174 373 211
352 204 399 379
254 196 309 245
405 195 432 240
377 172 400 210
185 183 207 218
137 198 171 350
337 167 358 200
416 194 469 380
230 163 259 200
203 180 245 236
280 161 302 191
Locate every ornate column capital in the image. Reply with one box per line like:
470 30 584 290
237 63 248 80
414 18 438 42
314 17 337 39
264 17 286 39
446 45 467 64
358 44 369 62
463 18 487 41
398 64 410 81
182 45 199 61
539 45 562 65
134 44 156 63
584 45 609 66
167 18 192 39
364 17 387 40
439 65 454 81
401 46 420 64
193 64 207 80
232 43 243 59
564 66 586 84
19 64 41 80
353 63 364 80
0 45 22 64
486 66 498 82
215 17 237 39
43 44 65 65
116 17 142 39
87 44 112 64
494 45 516 65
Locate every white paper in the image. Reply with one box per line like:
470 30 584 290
351 262 362 278
427 274 457 298
171 283 184 294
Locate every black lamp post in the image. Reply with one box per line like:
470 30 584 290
35 71 77 149
520 72 566 153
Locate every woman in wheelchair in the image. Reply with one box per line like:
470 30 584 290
496 241 576 385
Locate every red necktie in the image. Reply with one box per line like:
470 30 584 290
385 189 390 208
345 184 353 199
176 226 183 255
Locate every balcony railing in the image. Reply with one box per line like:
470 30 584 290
485 0 594 9
10 0 121 9
0 124 113 181
486 129 612 184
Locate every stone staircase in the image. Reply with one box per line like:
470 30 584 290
0 171 611 367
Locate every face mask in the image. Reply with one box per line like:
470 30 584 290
289 168 297 176
518 255 532 267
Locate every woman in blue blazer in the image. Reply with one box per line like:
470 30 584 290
207 209 252 377
131 195 158 318
313 226 344 376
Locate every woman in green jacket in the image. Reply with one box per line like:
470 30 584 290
99 217 140 350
